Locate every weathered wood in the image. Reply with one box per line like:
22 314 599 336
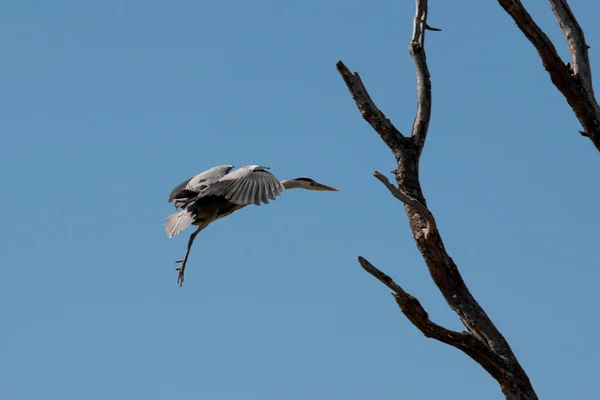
336 0 546 398
498 0 600 151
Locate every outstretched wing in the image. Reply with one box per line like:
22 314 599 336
168 164 234 206
197 165 285 206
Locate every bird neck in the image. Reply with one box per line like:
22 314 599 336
281 180 307 190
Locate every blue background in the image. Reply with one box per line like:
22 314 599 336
1 1 598 399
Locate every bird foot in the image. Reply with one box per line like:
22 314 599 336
175 260 185 287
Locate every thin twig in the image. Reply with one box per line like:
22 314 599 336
372 171 437 237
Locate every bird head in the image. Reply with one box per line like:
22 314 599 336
286 177 338 191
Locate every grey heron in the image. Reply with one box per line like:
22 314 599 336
166 164 338 286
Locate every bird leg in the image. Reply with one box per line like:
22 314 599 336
175 226 202 287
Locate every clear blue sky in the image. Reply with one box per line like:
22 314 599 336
1 1 598 399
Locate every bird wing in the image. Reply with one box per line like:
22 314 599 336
168 165 234 204
197 165 285 206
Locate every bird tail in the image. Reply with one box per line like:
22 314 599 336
165 209 194 238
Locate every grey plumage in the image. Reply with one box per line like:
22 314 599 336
165 164 338 286
165 166 283 238
197 165 285 206
168 164 234 209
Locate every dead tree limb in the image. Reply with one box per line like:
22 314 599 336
337 0 538 399
498 0 600 150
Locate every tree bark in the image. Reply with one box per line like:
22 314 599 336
498 0 600 151
337 0 543 398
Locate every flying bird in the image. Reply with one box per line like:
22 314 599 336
165 164 338 286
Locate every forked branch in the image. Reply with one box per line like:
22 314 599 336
498 0 600 150
337 0 538 398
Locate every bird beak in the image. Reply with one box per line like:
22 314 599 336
315 182 339 192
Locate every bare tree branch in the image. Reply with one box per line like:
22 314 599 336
358 256 512 380
409 0 435 153
425 24 442 32
357 256 457 341
498 0 600 151
337 0 539 398
372 170 437 238
548 0 593 90
336 62 404 152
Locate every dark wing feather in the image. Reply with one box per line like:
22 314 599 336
198 165 285 206
168 164 234 205
168 178 194 203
